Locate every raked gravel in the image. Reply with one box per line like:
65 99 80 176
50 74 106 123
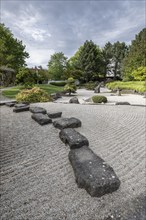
0 102 145 220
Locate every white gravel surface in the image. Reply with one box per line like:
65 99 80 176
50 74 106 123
55 88 146 106
0 102 145 220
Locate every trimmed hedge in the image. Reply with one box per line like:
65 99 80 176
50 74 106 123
16 87 52 103
92 95 107 103
49 81 66 86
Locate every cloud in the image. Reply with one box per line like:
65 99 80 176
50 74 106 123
1 0 145 67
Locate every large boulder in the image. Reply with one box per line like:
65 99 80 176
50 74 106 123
31 113 52 125
53 117 81 129
47 112 62 118
59 128 89 149
69 97 80 104
69 146 120 197
29 107 47 114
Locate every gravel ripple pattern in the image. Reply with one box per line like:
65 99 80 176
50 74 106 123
0 103 145 220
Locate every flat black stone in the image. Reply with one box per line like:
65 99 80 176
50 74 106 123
31 113 52 125
53 117 81 129
13 105 30 112
59 128 89 149
115 102 130 105
14 103 28 108
0 100 16 106
47 112 62 118
69 146 120 197
29 107 47 114
103 194 146 220
5 102 15 107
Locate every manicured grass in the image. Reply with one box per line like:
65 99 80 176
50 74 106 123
2 84 63 98
106 81 146 93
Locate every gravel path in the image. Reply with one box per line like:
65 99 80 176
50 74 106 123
0 103 145 219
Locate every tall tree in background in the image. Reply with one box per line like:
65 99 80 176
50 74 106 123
102 42 113 77
0 23 29 72
48 52 67 80
79 40 102 82
122 28 146 81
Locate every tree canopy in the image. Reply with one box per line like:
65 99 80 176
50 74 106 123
79 40 103 82
0 23 29 72
48 52 67 80
122 28 146 80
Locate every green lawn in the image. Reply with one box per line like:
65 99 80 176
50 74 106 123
106 81 146 93
2 84 63 99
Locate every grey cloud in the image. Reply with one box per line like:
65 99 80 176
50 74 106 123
1 0 145 67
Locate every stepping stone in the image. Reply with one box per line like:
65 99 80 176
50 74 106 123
53 117 81 129
31 113 52 125
29 107 47 114
0 100 16 106
14 103 28 108
5 102 15 107
13 105 30 112
115 102 130 105
69 146 120 197
47 112 62 118
59 128 89 149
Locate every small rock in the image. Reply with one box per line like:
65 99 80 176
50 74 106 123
59 128 89 149
115 102 130 105
29 107 47 114
69 97 80 104
31 113 52 125
53 117 81 129
69 146 121 197
47 112 62 118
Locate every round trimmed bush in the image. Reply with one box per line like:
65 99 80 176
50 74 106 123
92 95 107 103
49 81 66 86
16 87 52 103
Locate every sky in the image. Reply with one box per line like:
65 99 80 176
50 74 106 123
1 0 145 68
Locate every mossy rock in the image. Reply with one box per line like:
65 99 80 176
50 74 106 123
92 95 107 103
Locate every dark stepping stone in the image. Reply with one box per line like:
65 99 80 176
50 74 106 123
5 102 15 107
14 103 28 108
0 100 16 106
29 107 47 114
59 128 89 149
69 97 80 104
53 117 81 129
31 113 52 125
13 105 30 112
115 102 130 105
47 112 62 118
69 146 120 197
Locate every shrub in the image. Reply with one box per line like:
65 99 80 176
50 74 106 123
85 82 96 90
92 95 107 103
132 66 146 81
16 87 52 103
49 81 66 86
64 77 77 95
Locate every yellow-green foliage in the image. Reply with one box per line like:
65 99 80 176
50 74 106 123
132 66 146 81
64 77 77 95
16 87 52 103
92 95 107 103
106 81 146 93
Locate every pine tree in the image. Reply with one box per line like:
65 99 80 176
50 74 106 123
122 28 146 80
79 40 102 82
